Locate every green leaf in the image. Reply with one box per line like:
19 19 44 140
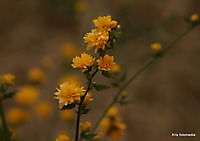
81 133 97 140
101 71 113 78
3 90 18 99
94 84 110 91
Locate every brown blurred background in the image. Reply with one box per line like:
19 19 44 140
0 0 200 141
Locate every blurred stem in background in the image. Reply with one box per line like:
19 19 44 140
0 95 11 141
90 23 199 134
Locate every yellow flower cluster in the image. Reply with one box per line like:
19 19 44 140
100 107 126 140
7 108 29 125
15 86 39 106
56 134 70 141
72 53 95 72
54 82 85 109
0 73 15 85
84 16 118 53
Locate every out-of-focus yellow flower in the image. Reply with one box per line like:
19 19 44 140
58 75 82 85
59 110 75 121
151 43 162 53
41 57 54 69
0 73 15 85
190 14 199 22
97 55 116 71
74 0 87 13
60 43 80 59
84 29 109 52
28 68 46 83
35 101 52 119
93 16 118 32
111 64 121 74
54 82 85 109
107 107 118 117
100 107 126 140
72 53 95 72
56 134 70 141
15 86 39 106
80 121 92 132
82 93 93 104
7 108 29 125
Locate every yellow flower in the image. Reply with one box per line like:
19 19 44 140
111 64 121 74
0 73 15 85
93 16 118 32
100 107 126 140
35 101 52 119
97 55 116 71
60 43 80 59
58 75 82 85
151 43 162 53
190 14 199 22
7 108 29 125
80 121 92 132
83 29 109 52
56 134 70 141
54 82 85 109
28 68 46 83
72 53 95 72
107 107 118 117
59 110 75 121
82 93 93 104
15 86 39 106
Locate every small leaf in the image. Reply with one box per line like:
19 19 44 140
81 133 97 140
94 84 110 91
80 106 90 115
111 82 120 87
61 103 76 110
101 71 112 78
3 90 18 99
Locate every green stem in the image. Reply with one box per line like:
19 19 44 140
75 69 98 141
0 101 10 141
91 24 196 133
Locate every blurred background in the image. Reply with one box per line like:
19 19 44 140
0 0 200 141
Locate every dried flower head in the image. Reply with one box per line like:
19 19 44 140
0 73 15 85
72 53 95 72
54 82 85 109
97 55 116 71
